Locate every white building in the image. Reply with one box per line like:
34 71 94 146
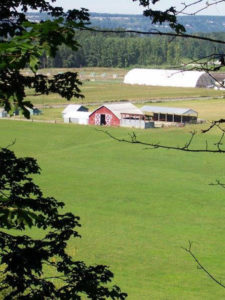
63 111 90 125
62 104 88 116
124 69 215 88
0 108 7 118
62 104 89 124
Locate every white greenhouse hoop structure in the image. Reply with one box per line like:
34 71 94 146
124 69 215 88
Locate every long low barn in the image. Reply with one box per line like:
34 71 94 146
124 68 215 88
141 106 198 123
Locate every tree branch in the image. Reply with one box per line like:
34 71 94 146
182 241 225 289
83 27 225 45
97 129 225 153
178 0 225 15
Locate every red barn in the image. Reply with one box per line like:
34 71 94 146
89 103 143 126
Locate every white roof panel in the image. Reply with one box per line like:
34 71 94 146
141 105 198 116
124 68 214 88
104 103 143 119
62 104 85 114
64 111 90 118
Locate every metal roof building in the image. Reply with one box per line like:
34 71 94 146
141 106 198 123
63 111 90 125
124 69 215 88
62 104 88 116
102 103 143 119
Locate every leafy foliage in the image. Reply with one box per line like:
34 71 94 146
0 1 89 117
0 0 127 298
133 0 186 33
0 147 127 299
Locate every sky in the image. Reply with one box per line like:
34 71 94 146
54 0 225 16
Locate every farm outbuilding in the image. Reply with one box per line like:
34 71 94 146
63 111 90 125
0 108 7 118
62 104 88 116
124 69 215 88
89 102 149 128
141 106 198 124
63 104 89 124
26 107 42 116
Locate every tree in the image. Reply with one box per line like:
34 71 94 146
0 0 88 117
0 147 127 299
0 1 127 299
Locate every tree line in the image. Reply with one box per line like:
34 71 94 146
41 31 225 68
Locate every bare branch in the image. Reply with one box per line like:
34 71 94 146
4 139 16 149
202 120 225 134
83 27 225 45
209 179 225 188
182 241 225 289
178 0 225 15
97 129 225 153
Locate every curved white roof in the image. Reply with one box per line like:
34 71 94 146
124 68 215 88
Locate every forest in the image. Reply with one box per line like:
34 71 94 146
42 31 225 68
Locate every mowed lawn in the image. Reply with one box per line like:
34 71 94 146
1 120 225 299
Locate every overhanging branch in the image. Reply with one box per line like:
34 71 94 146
97 129 225 153
83 27 225 45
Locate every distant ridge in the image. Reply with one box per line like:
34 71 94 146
27 12 225 33
90 13 225 33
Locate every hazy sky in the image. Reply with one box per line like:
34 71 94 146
55 0 225 15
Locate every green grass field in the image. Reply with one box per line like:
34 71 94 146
1 117 225 299
26 81 224 105
23 67 224 105
3 67 225 298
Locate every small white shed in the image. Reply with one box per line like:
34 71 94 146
62 104 88 117
0 108 7 118
63 111 90 125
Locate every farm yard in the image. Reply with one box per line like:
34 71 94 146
2 72 225 298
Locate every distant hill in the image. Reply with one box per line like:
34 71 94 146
27 12 225 33
90 13 225 33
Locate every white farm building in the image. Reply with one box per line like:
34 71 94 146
124 69 215 88
63 111 90 125
62 104 88 116
62 104 89 124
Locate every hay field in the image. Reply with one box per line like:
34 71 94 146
1 117 225 299
23 68 224 106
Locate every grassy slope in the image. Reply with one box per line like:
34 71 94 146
1 120 225 299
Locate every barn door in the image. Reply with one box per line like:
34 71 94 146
100 114 106 125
